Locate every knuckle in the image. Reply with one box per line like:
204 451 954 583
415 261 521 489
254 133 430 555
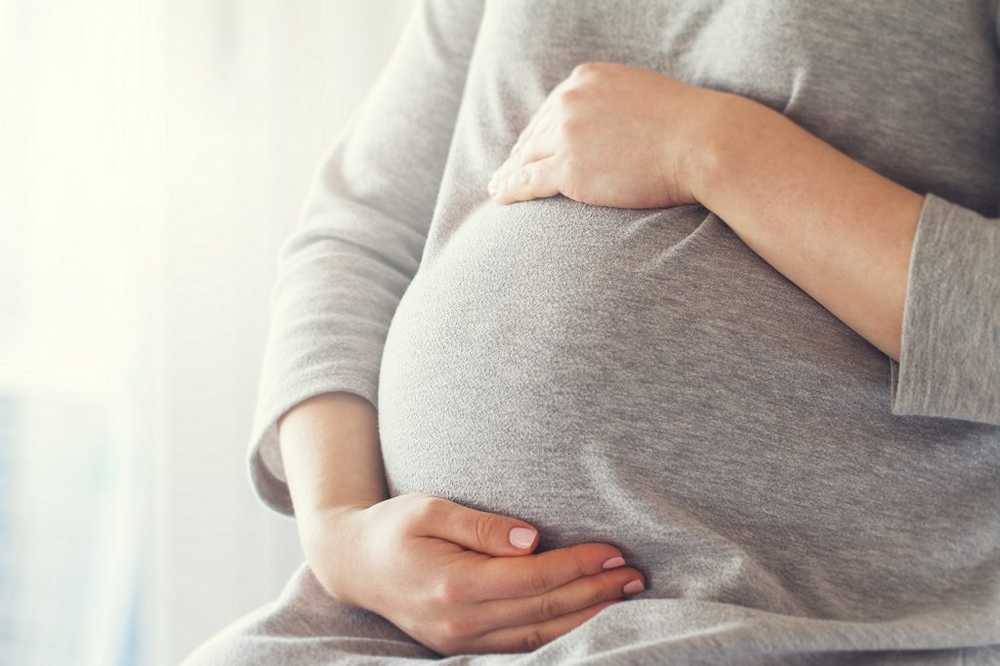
520 628 547 652
587 576 613 603
556 85 584 105
427 579 447 604
566 547 588 578
438 616 470 642
401 490 432 505
473 514 496 550
536 593 563 620
392 491 422 517
430 576 463 604
570 61 600 79
525 567 552 595
409 494 443 526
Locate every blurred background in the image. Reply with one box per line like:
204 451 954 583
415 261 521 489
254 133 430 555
0 1 412 663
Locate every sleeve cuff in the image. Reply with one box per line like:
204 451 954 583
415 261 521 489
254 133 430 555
888 191 1000 426
247 371 379 517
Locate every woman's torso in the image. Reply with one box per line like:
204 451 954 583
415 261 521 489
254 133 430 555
377 0 1000 636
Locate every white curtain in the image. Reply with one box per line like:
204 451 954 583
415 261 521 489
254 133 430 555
0 1 412 664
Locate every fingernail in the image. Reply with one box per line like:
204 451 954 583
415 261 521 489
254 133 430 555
602 556 626 570
509 527 536 549
622 579 645 595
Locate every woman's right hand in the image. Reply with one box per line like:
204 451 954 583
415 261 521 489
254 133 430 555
298 492 646 656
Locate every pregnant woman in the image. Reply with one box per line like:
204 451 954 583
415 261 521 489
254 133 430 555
184 1 1000 663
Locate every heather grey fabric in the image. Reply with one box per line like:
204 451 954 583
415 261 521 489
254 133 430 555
185 1 1000 663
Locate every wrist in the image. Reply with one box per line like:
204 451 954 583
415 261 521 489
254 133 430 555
299 502 372 552
298 502 373 602
685 90 771 210
299 499 373 530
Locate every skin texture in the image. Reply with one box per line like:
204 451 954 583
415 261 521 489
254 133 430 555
278 393 646 656
490 61 924 362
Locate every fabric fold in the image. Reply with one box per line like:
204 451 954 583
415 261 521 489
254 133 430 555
889 191 1000 427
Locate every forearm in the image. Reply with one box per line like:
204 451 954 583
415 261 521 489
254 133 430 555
278 392 388 515
690 93 924 361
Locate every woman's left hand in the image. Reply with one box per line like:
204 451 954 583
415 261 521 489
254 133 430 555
488 62 723 209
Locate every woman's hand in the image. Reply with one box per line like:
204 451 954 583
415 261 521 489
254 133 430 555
302 492 646 656
488 61 723 209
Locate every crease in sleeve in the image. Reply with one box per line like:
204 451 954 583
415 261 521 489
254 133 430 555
888 191 1000 426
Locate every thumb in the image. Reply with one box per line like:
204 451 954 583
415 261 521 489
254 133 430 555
412 497 539 556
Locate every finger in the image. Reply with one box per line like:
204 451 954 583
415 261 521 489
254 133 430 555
489 71 578 201
509 101 558 164
492 112 559 186
406 496 540 557
509 74 571 158
492 154 562 204
475 566 644 632
469 542 628 600
464 599 620 654
519 113 559 164
489 106 554 198
508 105 544 161
502 94 550 177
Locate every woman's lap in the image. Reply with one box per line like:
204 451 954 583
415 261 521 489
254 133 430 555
179 562 998 666
179 562 439 665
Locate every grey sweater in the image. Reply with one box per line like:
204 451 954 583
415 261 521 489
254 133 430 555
229 0 1000 663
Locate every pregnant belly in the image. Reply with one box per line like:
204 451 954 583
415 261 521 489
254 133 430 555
376 196 998 620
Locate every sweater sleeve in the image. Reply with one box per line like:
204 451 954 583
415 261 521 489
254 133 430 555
247 0 485 517
888 191 1000 426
